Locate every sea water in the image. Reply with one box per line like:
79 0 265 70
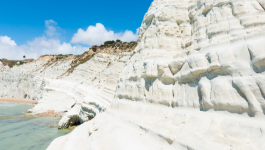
0 102 71 150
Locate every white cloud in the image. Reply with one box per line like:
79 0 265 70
71 23 138 46
27 37 87 55
0 36 87 60
0 37 35 60
0 36 17 46
0 20 87 60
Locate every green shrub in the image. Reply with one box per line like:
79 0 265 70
56 56 63 60
104 40 115 45
116 39 122 43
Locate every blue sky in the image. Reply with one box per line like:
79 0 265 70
0 0 153 59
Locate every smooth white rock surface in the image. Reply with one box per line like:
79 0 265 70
48 0 265 149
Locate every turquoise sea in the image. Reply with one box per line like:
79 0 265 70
0 102 71 150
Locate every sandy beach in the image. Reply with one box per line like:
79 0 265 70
0 98 37 104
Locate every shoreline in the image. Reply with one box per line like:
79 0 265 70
0 98 37 104
36 111 64 117
0 98 64 118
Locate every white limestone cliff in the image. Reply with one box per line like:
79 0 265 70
0 52 133 128
47 0 265 149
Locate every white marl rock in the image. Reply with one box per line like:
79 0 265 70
48 0 265 150
0 53 132 127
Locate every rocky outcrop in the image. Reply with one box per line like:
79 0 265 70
48 0 265 150
58 102 104 129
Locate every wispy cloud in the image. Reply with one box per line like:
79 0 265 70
45 19 60 38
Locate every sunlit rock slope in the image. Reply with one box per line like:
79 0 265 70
0 45 134 127
48 0 265 150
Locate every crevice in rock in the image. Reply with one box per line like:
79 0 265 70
259 2 265 10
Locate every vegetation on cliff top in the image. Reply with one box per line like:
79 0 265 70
91 40 137 53
0 59 32 68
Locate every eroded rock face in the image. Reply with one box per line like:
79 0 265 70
58 102 104 129
48 0 265 149
115 0 265 116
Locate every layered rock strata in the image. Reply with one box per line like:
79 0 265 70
0 52 133 128
48 0 265 150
